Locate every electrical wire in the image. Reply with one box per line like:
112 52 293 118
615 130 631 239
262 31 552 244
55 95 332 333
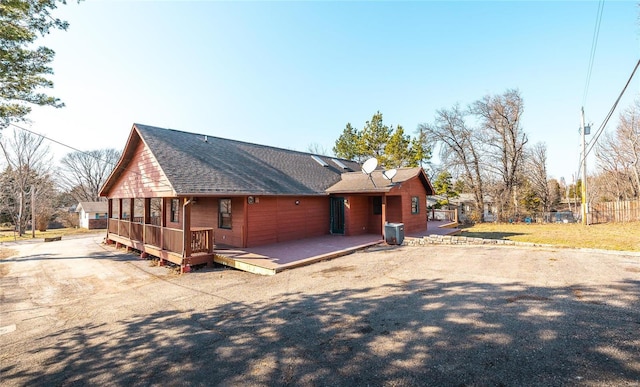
583 58 640 161
7 123 175 191
582 0 605 108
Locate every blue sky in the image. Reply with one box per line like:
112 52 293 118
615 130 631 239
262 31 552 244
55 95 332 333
27 0 640 183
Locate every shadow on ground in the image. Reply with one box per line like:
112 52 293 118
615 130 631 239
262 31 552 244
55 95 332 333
3 277 638 385
0 250 137 263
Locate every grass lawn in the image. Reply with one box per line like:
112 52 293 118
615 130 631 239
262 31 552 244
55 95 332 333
460 222 640 252
0 228 105 244
0 228 105 260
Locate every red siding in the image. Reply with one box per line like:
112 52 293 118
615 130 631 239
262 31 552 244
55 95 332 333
367 197 383 235
344 195 372 236
108 141 174 199
191 197 217 228
214 198 244 247
395 176 428 234
246 196 329 247
386 196 403 223
190 197 244 247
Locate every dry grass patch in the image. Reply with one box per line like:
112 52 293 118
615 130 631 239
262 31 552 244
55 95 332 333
0 228 105 243
460 222 640 251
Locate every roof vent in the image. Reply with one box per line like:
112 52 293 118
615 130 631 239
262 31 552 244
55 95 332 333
331 159 349 169
311 155 329 167
203 135 208 143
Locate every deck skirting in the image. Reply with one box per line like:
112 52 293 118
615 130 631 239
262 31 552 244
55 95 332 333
107 234 214 272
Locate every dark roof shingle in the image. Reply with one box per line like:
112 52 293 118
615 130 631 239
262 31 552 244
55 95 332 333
325 167 433 194
134 123 361 196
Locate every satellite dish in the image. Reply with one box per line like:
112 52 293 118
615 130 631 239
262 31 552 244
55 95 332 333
382 168 397 182
361 158 378 175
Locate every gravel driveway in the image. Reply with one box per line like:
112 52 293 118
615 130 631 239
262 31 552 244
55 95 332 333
1 235 639 386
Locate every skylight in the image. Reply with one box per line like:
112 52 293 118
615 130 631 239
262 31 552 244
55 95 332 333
311 155 329 167
331 159 349 169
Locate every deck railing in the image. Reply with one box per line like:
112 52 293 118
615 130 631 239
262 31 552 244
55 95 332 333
163 228 183 254
145 224 162 248
108 219 119 234
107 219 213 256
131 222 143 242
191 227 214 254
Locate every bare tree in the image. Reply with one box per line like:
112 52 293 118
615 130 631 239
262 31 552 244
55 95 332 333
0 128 52 235
526 142 550 212
307 143 328 156
547 178 562 211
470 89 528 219
595 100 640 199
418 104 486 221
58 148 121 203
595 134 634 201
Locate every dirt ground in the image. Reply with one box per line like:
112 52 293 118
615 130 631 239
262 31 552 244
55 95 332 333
1 235 639 386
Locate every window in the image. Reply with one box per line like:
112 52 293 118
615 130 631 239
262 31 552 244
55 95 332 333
372 196 382 215
219 198 232 229
170 199 179 222
411 196 419 214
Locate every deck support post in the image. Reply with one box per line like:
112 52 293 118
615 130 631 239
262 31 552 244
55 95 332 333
128 199 134 238
182 198 192 258
144 198 151 245
208 228 214 253
107 199 113 240
117 198 123 235
161 198 167 251
381 195 387 239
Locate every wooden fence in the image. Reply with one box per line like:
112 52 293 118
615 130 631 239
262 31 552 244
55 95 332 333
590 199 640 223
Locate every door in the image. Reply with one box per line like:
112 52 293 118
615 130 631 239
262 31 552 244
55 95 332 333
330 197 345 234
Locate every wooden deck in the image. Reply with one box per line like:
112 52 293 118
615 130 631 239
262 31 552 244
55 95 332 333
106 219 215 272
107 233 215 269
108 220 458 275
213 234 383 275
212 221 459 276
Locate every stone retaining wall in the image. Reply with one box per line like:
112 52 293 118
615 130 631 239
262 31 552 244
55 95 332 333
405 234 551 248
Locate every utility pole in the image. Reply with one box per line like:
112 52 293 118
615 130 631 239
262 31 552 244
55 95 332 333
31 185 35 238
580 108 589 225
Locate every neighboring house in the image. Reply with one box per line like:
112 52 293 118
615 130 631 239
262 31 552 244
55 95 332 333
76 202 108 229
99 123 434 271
450 194 497 222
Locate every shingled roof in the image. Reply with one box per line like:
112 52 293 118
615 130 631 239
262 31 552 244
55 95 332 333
326 167 434 194
102 123 363 196
75 201 108 213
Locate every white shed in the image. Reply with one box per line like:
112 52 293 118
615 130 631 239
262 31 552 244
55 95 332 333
75 202 108 229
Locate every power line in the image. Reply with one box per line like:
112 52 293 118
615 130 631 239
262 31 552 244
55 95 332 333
582 0 605 108
7 123 175 191
583 58 640 161
9 123 99 158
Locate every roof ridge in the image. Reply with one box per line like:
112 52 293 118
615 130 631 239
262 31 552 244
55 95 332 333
133 123 351 160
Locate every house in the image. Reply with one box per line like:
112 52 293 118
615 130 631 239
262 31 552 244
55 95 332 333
450 194 497 222
75 201 108 229
99 123 434 272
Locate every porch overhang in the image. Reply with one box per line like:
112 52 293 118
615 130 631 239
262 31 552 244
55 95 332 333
326 167 433 195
